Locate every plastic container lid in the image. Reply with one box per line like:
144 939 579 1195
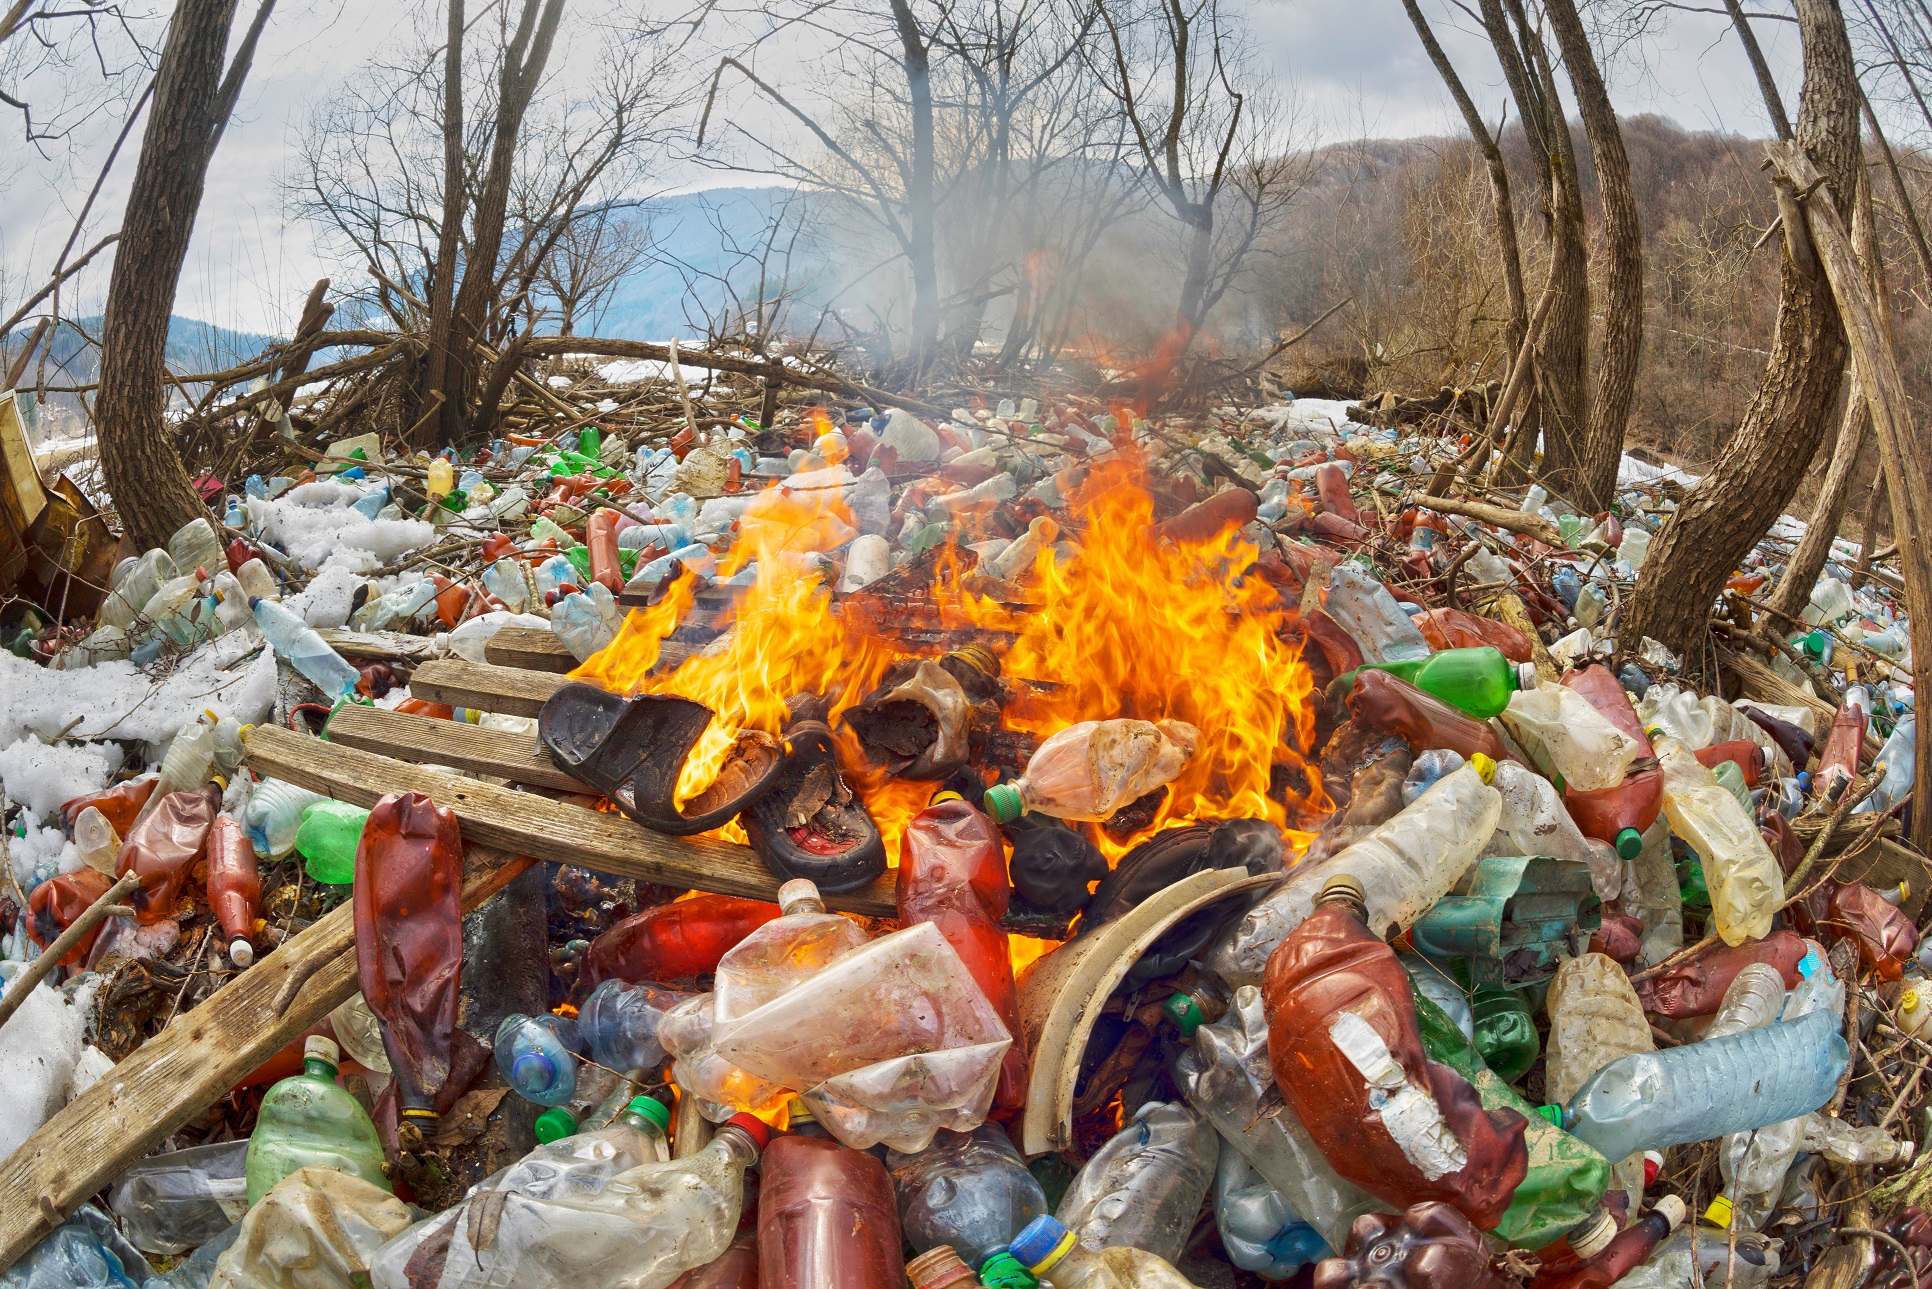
1469 753 1497 785
776 879 823 915
1704 1195 1734 1228
1615 827 1645 861
1164 992 1206 1037
534 1107 578 1143
1009 1215 1076 1274
1516 662 1541 692
1535 1104 1564 1127
1318 873 1367 906
1653 1195 1688 1231
1570 1210 1618 1259
625 1095 671 1133
981 782 1023 824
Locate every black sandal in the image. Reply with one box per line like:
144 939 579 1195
740 720 887 892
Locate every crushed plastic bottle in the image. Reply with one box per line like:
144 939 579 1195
1484 758 1618 900
981 719 1200 824
118 785 221 923
1652 734 1782 945
496 1012 583 1107
294 798 368 886
890 1123 1048 1270
243 1036 390 1205
110 1140 250 1255
1212 1148 1327 1280
580 893 780 989
578 979 693 1072
1002 1214 1198 1288
207 1169 411 1289
1501 685 1645 794
711 878 867 1024
250 596 362 700
1323 563 1432 664
1056 1102 1218 1263
240 779 326 860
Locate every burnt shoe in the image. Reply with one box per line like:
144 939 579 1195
844 658 973 780
1087 817 1284 924
539 683 783 835
741 720 886 892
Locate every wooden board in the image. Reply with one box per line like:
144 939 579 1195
409 658 571 718
483 625 580 673
323 702 590 793
0 845 534 1273
245 723 899 918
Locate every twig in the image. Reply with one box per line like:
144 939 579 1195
1785 770 1889 898
0 874 140 1033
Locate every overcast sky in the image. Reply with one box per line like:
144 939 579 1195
0 0 1811 337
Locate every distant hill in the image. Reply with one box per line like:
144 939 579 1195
2 316 285 389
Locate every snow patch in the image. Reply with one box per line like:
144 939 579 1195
0 646 275 751
0 737 124 825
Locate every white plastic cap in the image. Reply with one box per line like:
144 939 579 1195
1653 1194 1688 1231
229 939 254 968
1517 662 1541 692
1901 1140 1918 1166
1570 1211 1618 1259
777 878 824 915
304 1035 341 1065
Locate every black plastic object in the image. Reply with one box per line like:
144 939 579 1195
740 720 887 892
538 683 783 836
1086 818 1283 925
1006 819 1108 913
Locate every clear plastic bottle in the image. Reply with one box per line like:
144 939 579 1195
99 548 177 630
251 596 362 700
233 555 277 604
2 1208 153 1288
497 1095 673 1198
1484 759 1617 899
1856 714 1915 815
1700 963 1787 1041
659 993 791 1122
168 518 225 578
711 878 867 1024
109 1139 250 1255
1619 817 1682 966
1543 953 1653 1212
981 719 1200 824
244 1036 390 1205
1501 686 1645 793
1212 1148 1328 1281
73 806 121 875
1055 1102 1218 1264
1652 734 1782 945
553 583 624 662
1323 563 1432 664
1002 1215 1197 1288
1209 760 1501 988
1608 1225 1779 1288
496 1013 583 1108
240 779 326 859
889 1124 1049 1270
351 578 440 632
1799 1112 1913 1166
578 979 693 1073
141 711 221 819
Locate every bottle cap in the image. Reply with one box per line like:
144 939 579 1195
1570 1210 1618 1259
929 789 965 806
982 782 1023 823
1652 1195 1688 1232
723 1111 773 1152
1901 1140 1918 1165
977 1252 1039 1289
228 938 254 968
1317 873 1367 908
1703 1195 1734 1228
1643 1150 1664 1186
1009 1216 1076 1274
303 1035 340 1066
1615 827 1645 861
1535 1104 1564 1128
1164 992 1206 1037
784 1096 816 1128
1516 662 1541 692
512 1051 559 1091
905 1247 980 1289
625 1095 671 1132
534 1107 578 1143
1469 753 1497 785
776 878 824 915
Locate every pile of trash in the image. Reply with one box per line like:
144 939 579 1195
0 373 1923 1288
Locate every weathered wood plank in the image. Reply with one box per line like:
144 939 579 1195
483 625 579 673
325 702 589 793
245 724 899 918
0 845 534 1273
409 658 570 717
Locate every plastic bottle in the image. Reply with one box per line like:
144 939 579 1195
233 556 277 604
1540 953 1652 1212
244 1035 390 1205
241 779 326 860
294 798 369 885
482 558 531 612
1652 734 1782 945
1857 715 1916 814
1343 670 1509 765
62 778 159 836
425 457 453 500
553 583 624 662
351 578 439 632
250 596 362 700
659 993 792 1122
1402 953 1472 1041
899 794 1026 1107
1814 685 1871 800
585 508 624 592
1002 1214 1197 1288
501 1095 674 1200
1560 1007 1848 1162
1210 761 1501 988
1501 685 1645 793
577 978 693 1072
100 549 178 630
1309 1203 1509 1289
496 1013 583 1107
1 1209 152 1288
980 719 1199 824
354 792 463 1137
1484 758 1611 892
118 785 221 923
579 894 781 989
1528 1196 1685 1288
1411 608 1533 662
1323 564 1432 664
1799 1111 1913 1166
1213 1148 1327 1280
167 518 224 579
139 713 221 823
1609 1225 1780 1288
671 1227 761 1289
109 1139 249 1255
1468 987 1538 1084
1700 963 1787 1041
1056 1102 1218 1263
26 868 115 966
757 1134 903 1289
1345 648 1537 720
1263 875 1528 1230
1559 666 1662 860
206 813 261 966
73 806 121 875
710 878 867 1023
890 1124 1049 1271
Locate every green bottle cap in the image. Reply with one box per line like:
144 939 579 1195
982 782 1023 823
977 1253 1039 1289
1164 992 1205 1037
625 1095 671 1133
1536 1104 1564 1127
1615 827 1644 861
534 1107 577 1143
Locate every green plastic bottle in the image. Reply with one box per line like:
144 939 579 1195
1680 856 1711 911
1343 647 1539 720
294 799 369 885
244 1035 390 1205
1411 986 1610 1250
1470 985 1540 1083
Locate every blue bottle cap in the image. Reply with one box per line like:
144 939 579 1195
1009 1216 1076 1272
513 1050 559 1091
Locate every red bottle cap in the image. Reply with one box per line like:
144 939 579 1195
724 1111 773 1150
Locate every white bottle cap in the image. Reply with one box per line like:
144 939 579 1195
229 939 255 968
1570 1210 1618 1259
777 878 824 914
1900 1140 1918 1165
304 1035 341 1065
1652 1194 1688 1231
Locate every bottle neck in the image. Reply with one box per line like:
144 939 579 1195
710 1124 762 1168
302 1057 339 1083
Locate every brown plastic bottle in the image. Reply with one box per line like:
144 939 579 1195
117 784 221 923
1632 929 1806 1018
1693 740 1763 785
1344 669 1509 765
898 794 1027 1109
580 894 782 991
1315 464 1360 525
1311 1203 1509 1289
206 813 262 966
354 792 463 1135
1264 875 1529 1231
1528 1198 1686 1288
758 1134 903 1289
60 778 158 836
1413 608 1534 662
27 868 115 966
1791 880 1918 982
1559 666 1661 861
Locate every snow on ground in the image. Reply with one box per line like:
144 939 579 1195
0 642 275 760
592 357 715 386
0 973 108 1159
0 738 124 826
245 487 434 570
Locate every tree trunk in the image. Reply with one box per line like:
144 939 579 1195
96 0 254 552
419 0 465 444
1536 194 1590 497
890 0 939 371
1545 0 1642 512
1176 209 1215 336
1621 0 1860 657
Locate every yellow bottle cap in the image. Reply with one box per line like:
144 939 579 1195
1469 753 1497 785
930 790 965 806
1704 1195 1734 1228
1903 988 1920 1014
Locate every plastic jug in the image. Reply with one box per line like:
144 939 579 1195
294 799 368 886
581 894 781 988
1814 685 1870 800
1559 666 1662 860
244 1036 390 1205
118 785 221 924
1210 761 1501 988
99 549 177 630
889 1123 1048 1270
1323 564 1432 664
899 794 1026 1107
711 878 867 1023
1056 1102 1218 1263
1310 1203 1509 1289
1652 735 1782 945
981 719 1199 823
758 1134 903 1289
578 979 694 1072
1344 648 1537 720
241 779 326 860
250 596 362 701
1263 876 1528 1230
1501 685 1645 793
1343 670 1510 765
354 792 463 1136
109 1139 249 1255
205 814 261 966
1002 1214 1197 1288
496 1013 583 1107
1212 1148 1327 1280
167 518 224 577
208 1167 411 1289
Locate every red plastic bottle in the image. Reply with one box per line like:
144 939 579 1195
898 793 1027 1109
1694 740 1763 785
1633 929 1807 1018
580 894 782 989
117 784 221 923
27 868 115 966
427 573 471 627
1312 1202 1509 1289
60 779 158 837
670 1227 759 1288
206 813 262 967
1345 669 1509 764
1315 464 1360 526
1815 686 1870 799
1791 881 1918 982
1264 876 1528 1230
1529 1198 1685 1288
587 508 625 593
1559 665 1662 861
1413 608 1534 663
354 792 463 1135
758 1134 903 1289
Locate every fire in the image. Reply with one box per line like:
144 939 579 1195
571 449 1325 872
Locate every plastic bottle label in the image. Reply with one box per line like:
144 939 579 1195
1330 1011 1468 1180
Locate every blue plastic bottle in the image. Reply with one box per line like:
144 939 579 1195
495 1013 583 1107
577 979 692 1073
250 597 362 701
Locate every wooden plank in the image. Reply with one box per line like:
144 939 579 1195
317 628 443 664
324 702 589 793
484 625 579 673
0 845 534 1273
410 658 570 717
245 724 899 918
